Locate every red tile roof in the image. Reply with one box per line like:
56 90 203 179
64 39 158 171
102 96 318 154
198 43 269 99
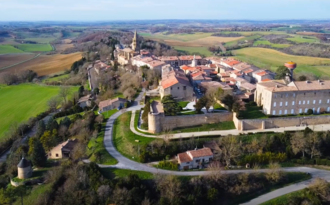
179 55 202 60
255 71 268 76
222 60 241 67
262 78 272 82
178 152 192 163
188 148 213 158
244 69 254 74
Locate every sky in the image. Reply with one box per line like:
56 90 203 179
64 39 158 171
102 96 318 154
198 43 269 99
0 0 329 21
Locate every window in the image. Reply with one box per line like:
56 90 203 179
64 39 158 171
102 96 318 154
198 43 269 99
272 110 276 115
183 86 186 90
293 93 296 97
299 101 301 105
303 100 305 105
292 101 295 106
307 100 310 105
299 108 302 114
56 154 59 157
285 101 288 106
313 108 316 112
284 110 288 114
274 94 277 99
313 100 316 104
328 99 330 103
177 87 180 90
286 93 288 98
273 102 276 107
279 110 282 115
196 159 200 163
319 100 322 104
305 108 308 113
328 107 330 112
291 109 294 114
280 102 283 107
171 87 172 90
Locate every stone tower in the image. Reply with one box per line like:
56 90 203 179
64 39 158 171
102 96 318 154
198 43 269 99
191 55 197 67
132 30 137 51
17 157 32 179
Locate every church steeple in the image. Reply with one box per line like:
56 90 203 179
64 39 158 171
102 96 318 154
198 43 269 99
191 54 197 67
132 30 137 51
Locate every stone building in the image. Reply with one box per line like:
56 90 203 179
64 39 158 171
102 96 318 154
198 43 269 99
255 80 330 115
48 139 77 159
17 157 32 179
99 97 127 113
177 148 213 170
159 71 194 101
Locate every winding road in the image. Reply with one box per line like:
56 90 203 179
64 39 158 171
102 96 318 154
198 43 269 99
101 91 330 204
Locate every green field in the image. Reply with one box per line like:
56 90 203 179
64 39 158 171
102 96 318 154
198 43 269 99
113 112 156 161
0 84 75 140
16 44 53 52
140 32 213 41
23 37 57 44
174 46 212 56
87 109 118 165
43 74 70 83
234 47 330 76
225 34 261 47
253 40 291 48
287 35 320 43
0 45 24 54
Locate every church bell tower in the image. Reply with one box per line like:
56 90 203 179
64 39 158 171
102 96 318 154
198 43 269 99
132 30 137 51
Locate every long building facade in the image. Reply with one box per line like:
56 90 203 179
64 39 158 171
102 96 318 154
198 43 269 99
255 80 330 115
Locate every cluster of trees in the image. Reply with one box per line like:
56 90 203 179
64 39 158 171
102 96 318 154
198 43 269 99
282 43 330 58
161 96 181 116
211 32 242 37
0 70 37 85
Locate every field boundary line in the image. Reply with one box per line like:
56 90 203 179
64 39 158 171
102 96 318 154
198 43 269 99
0 53 41 71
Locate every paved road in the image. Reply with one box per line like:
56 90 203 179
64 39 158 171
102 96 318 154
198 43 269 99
101 91 330 204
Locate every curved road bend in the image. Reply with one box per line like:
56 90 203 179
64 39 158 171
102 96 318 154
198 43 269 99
102 92 330 204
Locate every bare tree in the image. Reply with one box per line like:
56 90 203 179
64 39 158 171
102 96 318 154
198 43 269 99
47 97 60 111
58 86 70 103
155 174 182 203
218 135 242 167
306 132 321 159
207 161 223 182
308 178 330 202
265 162 283 183
290 132 308 158
205 87 224 106
97 185 111 204
123 87 137 101
141 197 152 205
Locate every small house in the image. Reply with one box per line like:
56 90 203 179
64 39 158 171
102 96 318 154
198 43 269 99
177 148 213 170
98 97 127 113
48 139 77 159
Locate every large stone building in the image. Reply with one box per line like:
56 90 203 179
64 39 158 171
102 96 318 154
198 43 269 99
159 71 194 101
255 80 330 115
117 30 139 65
99 97 127 113
48 139 77 159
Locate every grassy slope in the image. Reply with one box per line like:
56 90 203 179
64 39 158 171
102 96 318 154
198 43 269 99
87 109 118 165
174 46 212 56
287 35 320 43
100 168 154 180
43 74 70 83
113 112 156 161
16 44 53 52
0 45 24 54
234 47 330 76
0 84 76 140
253 40 290 48
13 184 52 205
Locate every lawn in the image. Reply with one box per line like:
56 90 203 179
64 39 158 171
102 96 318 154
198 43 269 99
16 44 53 52
178 101 189 108
174 46 212 56
234 47 330 75
171 121 235 133
100 168 154 180
113 112 156 161
0 84 74 140
0 45 24 54
253 40 291 48
87 109 118 165
239 103 268 119
213 103 227 111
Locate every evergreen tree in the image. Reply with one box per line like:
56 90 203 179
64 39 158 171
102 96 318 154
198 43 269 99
29 138 47 167
275 66 290 80
36 120 46 137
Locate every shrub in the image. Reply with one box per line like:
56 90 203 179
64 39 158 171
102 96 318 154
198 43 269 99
307 109 313 115
158 160 178 170
239 152 287 165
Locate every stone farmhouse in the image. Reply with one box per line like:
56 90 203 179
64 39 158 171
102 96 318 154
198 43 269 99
98 97 127 113
177 148 213 170
48 139 77 159
78 95 92 108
